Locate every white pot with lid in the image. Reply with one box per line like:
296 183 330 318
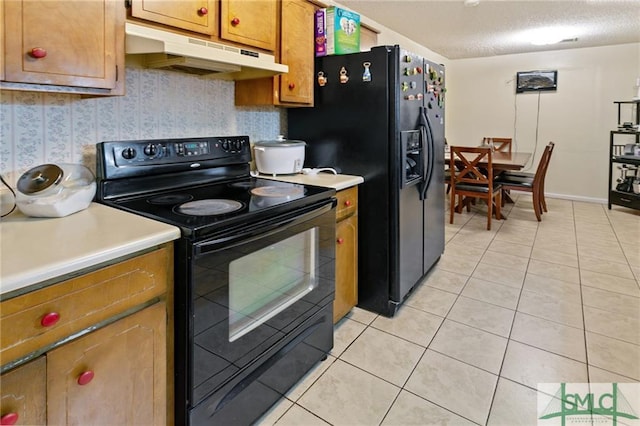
16 163 96 217
253 135 306 176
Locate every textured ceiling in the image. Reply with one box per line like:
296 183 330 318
337 0 640 59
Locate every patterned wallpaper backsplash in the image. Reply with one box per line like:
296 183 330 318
0 64 285 186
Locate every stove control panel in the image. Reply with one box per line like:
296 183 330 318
97 136 252 179
110 136 249 163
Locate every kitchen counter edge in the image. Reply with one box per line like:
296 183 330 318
0 203 181 298
257 173 364 191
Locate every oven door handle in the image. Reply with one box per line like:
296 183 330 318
195 199 336 255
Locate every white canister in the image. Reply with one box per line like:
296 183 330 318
253 136 306 176
16 163 96 217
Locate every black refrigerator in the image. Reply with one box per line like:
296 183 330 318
288 45 445 317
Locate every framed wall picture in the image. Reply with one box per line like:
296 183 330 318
516 70 558 93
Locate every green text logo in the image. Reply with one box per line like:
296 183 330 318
538 383 639 426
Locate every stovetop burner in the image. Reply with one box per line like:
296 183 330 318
175 199 244 216
250 186 304 198
148 194 194 205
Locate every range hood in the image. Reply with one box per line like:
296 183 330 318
125 22 288 80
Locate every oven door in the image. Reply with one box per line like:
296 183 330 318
179 198 336 421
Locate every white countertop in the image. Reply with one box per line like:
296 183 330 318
0 203 180 297
257 172 364 191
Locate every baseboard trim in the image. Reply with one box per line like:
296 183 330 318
544 192 607 204
508 190 607 205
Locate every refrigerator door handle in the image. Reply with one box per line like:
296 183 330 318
419 107 435 200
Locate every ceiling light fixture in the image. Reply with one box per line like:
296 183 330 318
463 0 480 7
522 26 580 46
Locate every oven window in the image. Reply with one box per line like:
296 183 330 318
228 227 319 342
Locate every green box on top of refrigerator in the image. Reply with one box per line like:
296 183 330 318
315 7 360 56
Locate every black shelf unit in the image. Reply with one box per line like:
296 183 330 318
608 101 640 210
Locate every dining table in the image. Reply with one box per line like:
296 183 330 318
445 149 532 172
444 149 533 210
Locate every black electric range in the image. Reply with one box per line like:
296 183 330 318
95 136 337 425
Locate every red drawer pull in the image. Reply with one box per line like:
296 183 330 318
337 237 344 244
231 17 240 26
198 7 208 15
0 413 19 425
30 47 47 58
288 82 295 90
344 200 352 207
41 312 60 327
77 370 95 386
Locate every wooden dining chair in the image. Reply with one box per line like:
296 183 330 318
482 137 512 153
449 146 502 230
496 142 555 221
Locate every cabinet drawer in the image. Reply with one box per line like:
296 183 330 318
610 190 640 210
336 186 358 222
1 245 172 365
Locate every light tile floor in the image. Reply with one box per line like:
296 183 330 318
257 194 640 425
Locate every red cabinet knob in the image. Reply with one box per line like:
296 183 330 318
198 7 208 15
231 17 240 26
288 82 295 90
337 237 344 244
41 312 60 327
77 370 95 386
30 47 47 59
0 412 19 425
344 200 351 207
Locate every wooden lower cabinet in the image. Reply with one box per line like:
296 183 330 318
47 302 166 425
334 215 358 323
0 357 46 425
333 186 359 323
0 245 172 425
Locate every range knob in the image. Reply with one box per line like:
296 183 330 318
233 140 242 151
144 144 158 156
221 140 230 151
122 147 137 159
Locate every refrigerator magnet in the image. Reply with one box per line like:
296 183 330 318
362 62 371 82
317 72 327 86
339 67 349 83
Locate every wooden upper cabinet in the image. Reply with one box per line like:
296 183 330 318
279 0 314 104
220 0 276 51
235 0 314 106
3 0 123 90
130 0 217 35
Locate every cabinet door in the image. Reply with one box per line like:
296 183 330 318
279 0 314 105
131 0 216 35
0 357 46 426
334 215 358 323
47 303 167 425
4 0 122 89
220 0 276 51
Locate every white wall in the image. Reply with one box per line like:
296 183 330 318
446 43 640 202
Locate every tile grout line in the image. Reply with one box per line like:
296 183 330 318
482 197 538 426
